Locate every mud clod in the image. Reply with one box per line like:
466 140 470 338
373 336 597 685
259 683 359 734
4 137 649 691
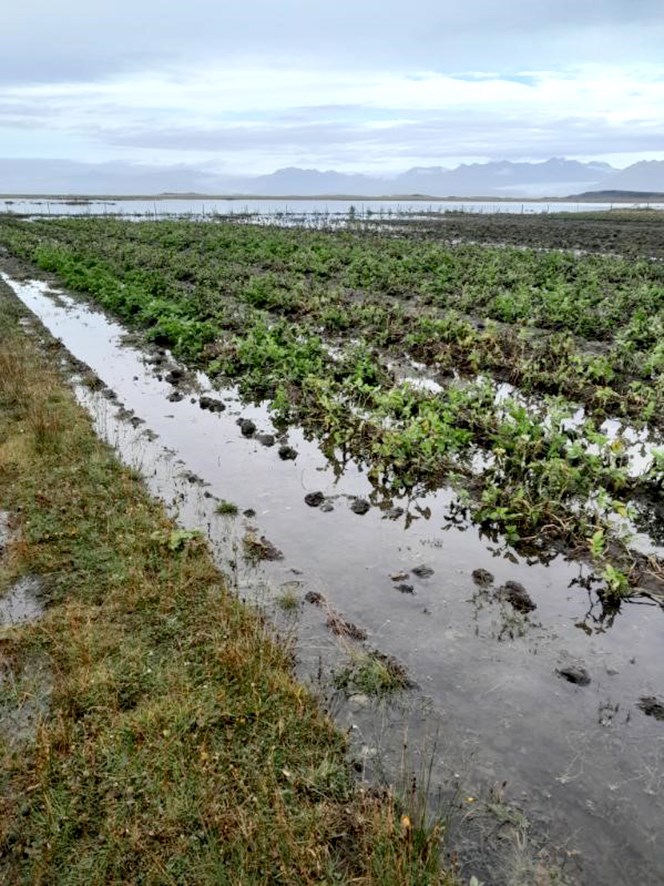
256 433 275 447
304 591 325 606
165 368 184 385
243 532 283 562
350 498 370 515
496 580 535 613
326 610 367 641
199 395 225 413
167 390 184 402
472 568 495 587
412 565 434 579
239 418 256 438
637 696 664 721
304 492 325 508
556 665 591 686
395 584 415 594
278 444 298 461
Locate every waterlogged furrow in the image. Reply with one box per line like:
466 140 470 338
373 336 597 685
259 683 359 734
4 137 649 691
0 218 662 601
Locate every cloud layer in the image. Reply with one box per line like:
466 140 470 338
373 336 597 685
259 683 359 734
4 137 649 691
2 1 663 173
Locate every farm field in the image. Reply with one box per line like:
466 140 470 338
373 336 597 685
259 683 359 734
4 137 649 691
1 215 662 600
0 211 663 883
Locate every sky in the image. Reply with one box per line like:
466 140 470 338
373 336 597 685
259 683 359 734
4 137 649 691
2 0 664 175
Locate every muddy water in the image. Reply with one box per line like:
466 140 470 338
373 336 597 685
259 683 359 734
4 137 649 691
3 272 664 885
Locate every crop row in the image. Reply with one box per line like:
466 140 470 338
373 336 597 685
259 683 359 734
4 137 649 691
1 217 662 428
0 216 661 601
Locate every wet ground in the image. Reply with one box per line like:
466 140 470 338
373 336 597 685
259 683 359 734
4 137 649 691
1 270 663 885
378 210 664 260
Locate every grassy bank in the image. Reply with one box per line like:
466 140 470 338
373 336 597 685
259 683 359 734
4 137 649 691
0 287 450 882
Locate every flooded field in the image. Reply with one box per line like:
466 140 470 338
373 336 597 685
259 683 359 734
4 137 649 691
0 212 662 884
2 196 663 225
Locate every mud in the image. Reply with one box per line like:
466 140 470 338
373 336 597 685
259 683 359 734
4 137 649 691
378 211 664 259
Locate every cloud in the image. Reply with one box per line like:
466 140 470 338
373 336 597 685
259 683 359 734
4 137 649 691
3 1 664 84
1 2 663 172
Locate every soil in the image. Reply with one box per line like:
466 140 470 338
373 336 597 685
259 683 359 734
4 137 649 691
383 211 664 259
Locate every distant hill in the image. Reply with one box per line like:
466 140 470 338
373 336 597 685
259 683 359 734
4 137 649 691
588 160 664 193
572 189 664 202
1 156 664 199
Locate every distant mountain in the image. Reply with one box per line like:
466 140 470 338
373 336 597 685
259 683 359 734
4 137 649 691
387 159 616 198
0 159 233 196
238 159 617 198
244 167 383 196
1 156 663 199
588 160 664 193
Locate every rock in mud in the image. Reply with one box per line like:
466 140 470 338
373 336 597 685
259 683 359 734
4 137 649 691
239 418 256 437
395 583 415 594
350 498 370 515
199 395 225 413
385 507 404 520
472 568 494 587
256 433 275 447
496 580 536 613
278 444 298 461
319 502 334 513
167 390 184 402
304 491 325 508
243 508 256 518
637 696 664 721
412 565 434 579
390 572 409 582
556 665 591 686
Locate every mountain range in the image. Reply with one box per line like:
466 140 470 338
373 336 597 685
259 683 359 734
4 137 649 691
2 157 664 198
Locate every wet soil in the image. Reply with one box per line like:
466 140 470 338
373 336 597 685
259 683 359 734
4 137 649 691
2 269 664 885
380 211 664 259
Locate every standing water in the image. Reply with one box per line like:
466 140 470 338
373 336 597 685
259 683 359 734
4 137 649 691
2 271 663 885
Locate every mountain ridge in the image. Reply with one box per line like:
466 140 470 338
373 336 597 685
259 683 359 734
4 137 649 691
1 157 664 198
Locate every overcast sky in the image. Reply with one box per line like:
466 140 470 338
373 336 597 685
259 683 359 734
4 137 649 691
2 0 664 174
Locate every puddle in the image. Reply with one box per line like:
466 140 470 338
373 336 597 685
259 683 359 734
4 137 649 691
2 271 664 884
1 511 45 628
0 511 10 553
0 577 44 627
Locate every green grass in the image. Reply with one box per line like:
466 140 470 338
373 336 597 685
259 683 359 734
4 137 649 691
334 652 413 698
0 288 451 884
215 499 239 516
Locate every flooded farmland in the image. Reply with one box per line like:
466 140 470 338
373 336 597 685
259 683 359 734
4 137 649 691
0 210 662 884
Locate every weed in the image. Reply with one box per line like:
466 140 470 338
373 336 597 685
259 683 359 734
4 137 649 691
276 588 300 612
334 651 413 698
215 498 238 516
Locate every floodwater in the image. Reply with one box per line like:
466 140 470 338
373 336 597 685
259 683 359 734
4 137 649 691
2 272 664 885
2 196 664 222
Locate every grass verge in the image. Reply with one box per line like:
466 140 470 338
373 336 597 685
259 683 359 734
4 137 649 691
0 287 452 883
